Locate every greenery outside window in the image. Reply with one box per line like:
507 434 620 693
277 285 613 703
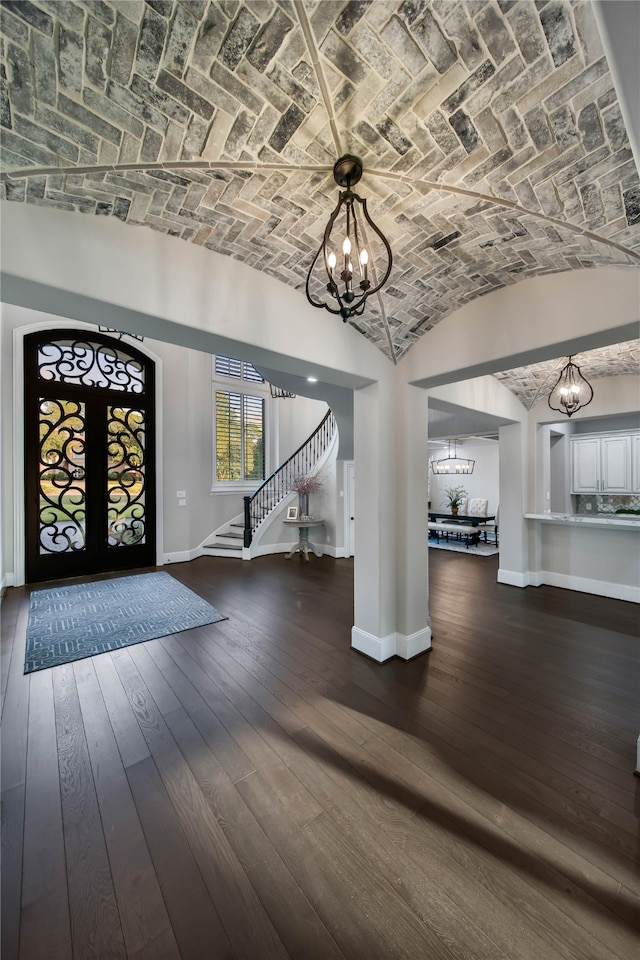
213 356 267 489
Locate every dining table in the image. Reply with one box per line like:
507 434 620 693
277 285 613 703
428 511 496 547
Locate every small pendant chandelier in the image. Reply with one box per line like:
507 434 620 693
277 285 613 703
547 356 594 417
431 440 475 475
305 155 392 322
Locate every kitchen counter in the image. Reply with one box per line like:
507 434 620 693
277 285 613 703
524 513 639 603
525 512 640 530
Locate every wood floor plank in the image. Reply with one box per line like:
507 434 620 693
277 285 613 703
111 648 291 960
1 784 26 960
141 636 256 785
1 593 30 960
73 657 181 960
125 755 235 960
236 768 407 960
220 608 637 827
163 705 347 960
92 653 150 769
19 668 71 960
306 690 640 957
3 553 639 960
52 663 126 960
0 585 21 716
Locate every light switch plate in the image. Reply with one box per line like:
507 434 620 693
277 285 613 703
176 490 186 498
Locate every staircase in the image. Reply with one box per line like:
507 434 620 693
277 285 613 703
202 410 337 558
203 521 245 556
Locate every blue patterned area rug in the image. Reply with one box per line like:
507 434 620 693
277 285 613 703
24 571 226 674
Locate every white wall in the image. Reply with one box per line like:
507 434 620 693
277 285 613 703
429 440 499 515
0 312 6 589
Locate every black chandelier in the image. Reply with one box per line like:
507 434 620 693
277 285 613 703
430 440 475 475
547 356 594 417
305 155 392 322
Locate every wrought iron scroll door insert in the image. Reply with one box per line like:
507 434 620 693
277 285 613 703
24 331 156 583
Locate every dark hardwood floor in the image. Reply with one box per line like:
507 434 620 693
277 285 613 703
2 551 639 960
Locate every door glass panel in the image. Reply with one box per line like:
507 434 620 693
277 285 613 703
107 405 146 547
38 398 86 555
38 338 144 392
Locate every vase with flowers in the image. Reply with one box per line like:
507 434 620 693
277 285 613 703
443 484 468 515
291 473 322 518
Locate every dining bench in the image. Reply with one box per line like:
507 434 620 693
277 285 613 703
428 521 480 547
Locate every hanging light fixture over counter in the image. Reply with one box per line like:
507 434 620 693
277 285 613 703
547 356 594 417
305 155 392 322
431 440 475 475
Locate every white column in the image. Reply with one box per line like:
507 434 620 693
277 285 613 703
394 382 431 659
351 377 431 661
497 422 530 587
351 379 397 660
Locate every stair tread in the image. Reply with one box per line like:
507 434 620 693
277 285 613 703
218 531 243 539
203 543 242 551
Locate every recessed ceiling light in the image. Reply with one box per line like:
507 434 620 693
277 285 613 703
307 376 318 383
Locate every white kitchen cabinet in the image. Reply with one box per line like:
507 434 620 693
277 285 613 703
571 434 633 494
633 434 640 493
571 438 600 493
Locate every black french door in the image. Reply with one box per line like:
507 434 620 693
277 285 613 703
24 330 156 583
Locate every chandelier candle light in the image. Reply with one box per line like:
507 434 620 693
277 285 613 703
431 440 475 475
305 155 392 322
547 357 594 417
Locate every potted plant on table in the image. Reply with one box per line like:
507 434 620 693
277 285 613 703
291 473 322 518
443 484 468 515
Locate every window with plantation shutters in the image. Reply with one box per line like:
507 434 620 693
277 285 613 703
213 356 267 486
214 356 264 383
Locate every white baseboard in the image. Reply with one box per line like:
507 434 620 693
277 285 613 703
499 565 640 603
396 626 432 660
527 570 545 587
351 625 431 662
535 570 640 603
247 542 294 559
351 626 397 662
247 541 346 560
162 549 198 565
321 544 347 558
1 572 15 590
497 568 529 587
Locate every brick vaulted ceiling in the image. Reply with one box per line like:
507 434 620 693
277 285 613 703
1 1 639 384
